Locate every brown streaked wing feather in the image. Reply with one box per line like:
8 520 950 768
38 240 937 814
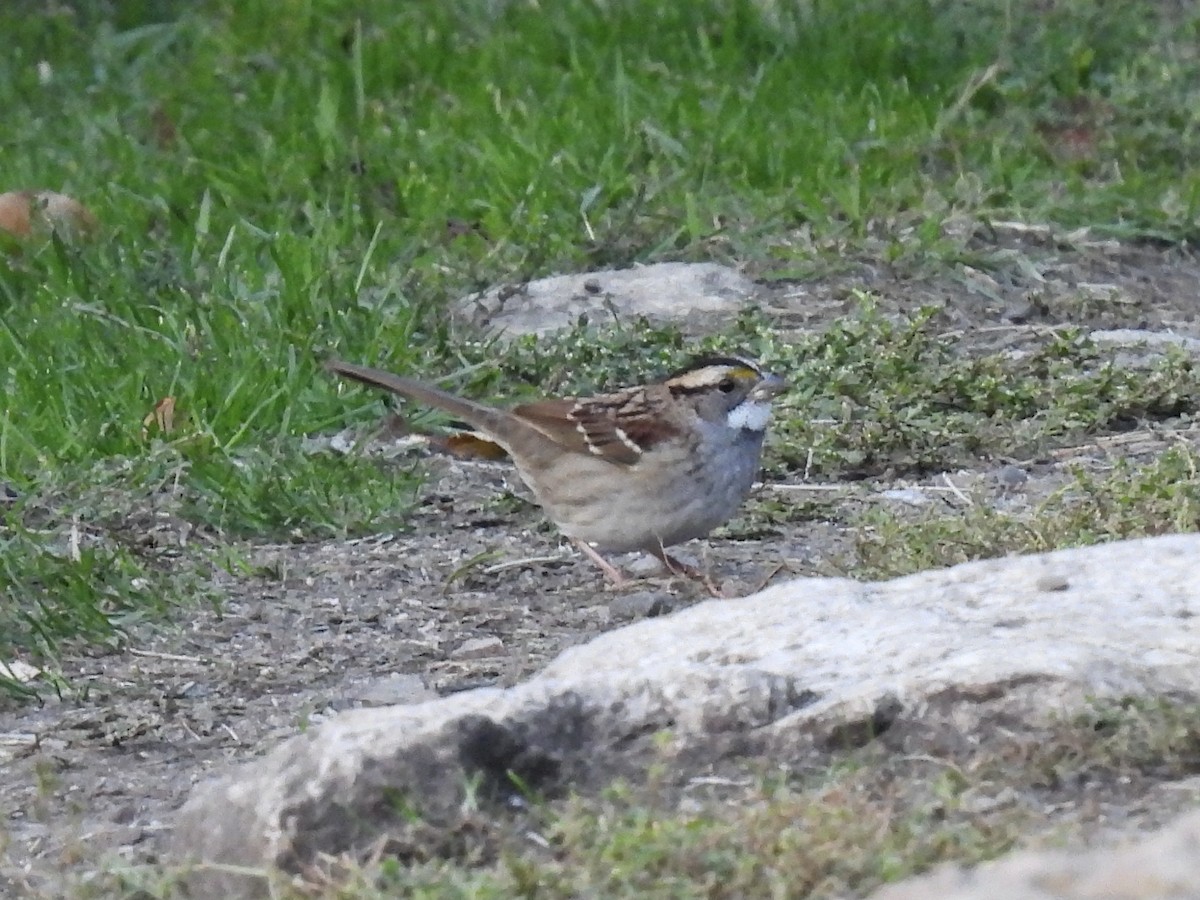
508 398 598 457
512 390 683 466
597 392 684 455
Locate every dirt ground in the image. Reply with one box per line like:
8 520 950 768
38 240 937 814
4 229 1200 895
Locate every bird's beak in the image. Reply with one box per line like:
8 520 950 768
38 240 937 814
751 373 788 401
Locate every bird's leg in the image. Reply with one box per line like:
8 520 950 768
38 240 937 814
648 544 726 598
570 538 629 588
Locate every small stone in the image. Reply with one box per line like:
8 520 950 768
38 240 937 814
0 659 40 682
625 555 668 577
1003 302 1038 324
608 591 674 621
882 488 932 506
626 553 701 577
111 802 139 825
996 465 1029 491
452 637 505 660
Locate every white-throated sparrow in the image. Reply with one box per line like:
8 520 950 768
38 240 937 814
325 355 786 586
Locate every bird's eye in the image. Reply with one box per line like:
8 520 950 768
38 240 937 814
718 377 736 393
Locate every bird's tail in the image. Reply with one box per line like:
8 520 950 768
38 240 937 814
324 359 517 446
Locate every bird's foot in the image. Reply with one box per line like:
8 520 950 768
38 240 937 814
652 550 727 598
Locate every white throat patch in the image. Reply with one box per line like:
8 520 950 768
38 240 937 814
726 400 772 432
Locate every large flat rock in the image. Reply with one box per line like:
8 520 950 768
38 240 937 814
171 534 1200 897
453 261 759 339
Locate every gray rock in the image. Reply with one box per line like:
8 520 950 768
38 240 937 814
995 464 1029 491
171 534 1200 898
870 806 1200 900
454 262 758 339
625 553 678 577
881 488 933 506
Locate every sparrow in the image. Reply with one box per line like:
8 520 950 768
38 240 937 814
326 355 786 586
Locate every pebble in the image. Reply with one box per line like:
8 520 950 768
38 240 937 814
881 488 932 506
608 591 675 620
996 464 1029 491
627 554 694 577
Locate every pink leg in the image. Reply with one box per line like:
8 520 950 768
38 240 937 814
571 538 628 588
